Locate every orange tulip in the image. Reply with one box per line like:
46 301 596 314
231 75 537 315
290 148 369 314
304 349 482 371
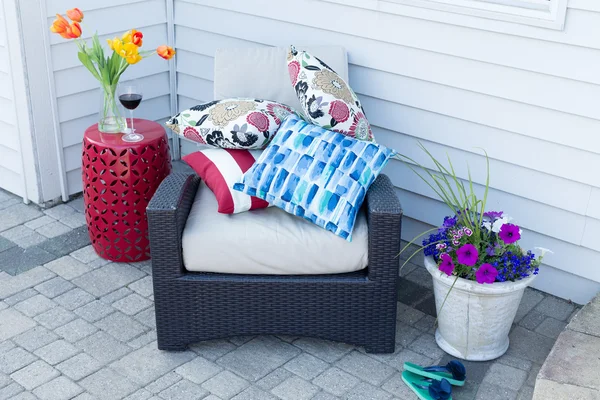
132 31 143 47
122 29 143 47
49 14 69 35
60 22 82 39
157 45 175 60
66 8 84 23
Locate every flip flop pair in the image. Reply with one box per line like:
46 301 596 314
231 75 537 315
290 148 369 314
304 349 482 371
401 360 466 400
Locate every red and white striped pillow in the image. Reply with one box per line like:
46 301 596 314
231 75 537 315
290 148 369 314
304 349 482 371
182 149 269 214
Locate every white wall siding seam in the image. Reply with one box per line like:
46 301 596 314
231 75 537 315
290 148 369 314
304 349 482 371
4 1 28 203
39 1 68 202
167 0 180 160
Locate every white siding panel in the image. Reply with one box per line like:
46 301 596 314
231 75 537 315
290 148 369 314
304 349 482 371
175 26 264 55
0 47 8 73
356 79 600 187
60 114 100 149
387 160 586 246
180 4 600 121
176 73 213 102
0 146 21 174
0 97 16 125
173 0 600 302
175 51 214 81
56 72 170 123
375 128 591 216
587 188 600 220
66 169 82 194
0 121 19 150
46 0 148 15
0 71 12 100
54 58 168 98
178 95 203 110
184 0 600 82
582 217 600 252
570 0 600 12
0 166 23 195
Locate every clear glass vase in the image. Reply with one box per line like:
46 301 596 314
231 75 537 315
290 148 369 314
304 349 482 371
98 84 127 133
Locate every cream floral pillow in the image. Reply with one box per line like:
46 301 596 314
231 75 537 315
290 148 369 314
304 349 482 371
166 98 296 149
287 46 374 141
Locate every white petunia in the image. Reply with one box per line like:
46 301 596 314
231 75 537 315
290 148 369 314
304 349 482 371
491 215 513 233
534 247 553 257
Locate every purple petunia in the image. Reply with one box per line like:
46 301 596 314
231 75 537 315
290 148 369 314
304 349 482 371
499 223 521 244
443 216 457 228
439 253 455 276
456 244 479 266
476 263 498 284
484 211 504 219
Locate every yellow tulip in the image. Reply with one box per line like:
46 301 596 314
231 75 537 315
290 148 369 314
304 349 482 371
107 37 120 51
126 53 142 64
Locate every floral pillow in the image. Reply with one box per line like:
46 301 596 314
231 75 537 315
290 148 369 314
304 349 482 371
287 46 374 142
166 98 296 150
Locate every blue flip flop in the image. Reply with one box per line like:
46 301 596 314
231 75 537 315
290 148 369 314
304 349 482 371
404 360 466 386
401 370 452 400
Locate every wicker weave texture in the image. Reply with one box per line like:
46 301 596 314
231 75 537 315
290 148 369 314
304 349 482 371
147 172 403 353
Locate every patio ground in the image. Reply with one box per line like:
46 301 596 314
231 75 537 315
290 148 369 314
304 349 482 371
0 187 579 400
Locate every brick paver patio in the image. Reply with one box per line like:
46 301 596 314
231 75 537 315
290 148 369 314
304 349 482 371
0 187 579 400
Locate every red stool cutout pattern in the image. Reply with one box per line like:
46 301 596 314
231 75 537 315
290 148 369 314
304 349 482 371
82 119 171 261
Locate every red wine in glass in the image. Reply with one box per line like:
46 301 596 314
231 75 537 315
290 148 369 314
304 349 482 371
118 83 143 142
119 93 142 110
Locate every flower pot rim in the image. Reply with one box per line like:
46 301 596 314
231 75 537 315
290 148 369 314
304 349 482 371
424 255 536 295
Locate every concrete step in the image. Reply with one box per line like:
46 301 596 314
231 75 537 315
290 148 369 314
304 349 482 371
533 294 600 399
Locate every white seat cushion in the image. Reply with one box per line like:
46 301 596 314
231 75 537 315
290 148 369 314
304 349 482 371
182 183 368 275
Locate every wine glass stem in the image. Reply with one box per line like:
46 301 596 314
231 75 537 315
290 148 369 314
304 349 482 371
130 111 134 134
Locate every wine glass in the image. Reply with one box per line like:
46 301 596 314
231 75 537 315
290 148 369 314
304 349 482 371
118 82 144 142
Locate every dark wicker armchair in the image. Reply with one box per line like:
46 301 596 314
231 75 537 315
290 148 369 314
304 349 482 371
147 172 403 353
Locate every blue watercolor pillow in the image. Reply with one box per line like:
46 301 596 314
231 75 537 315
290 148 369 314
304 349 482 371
233 114 394 241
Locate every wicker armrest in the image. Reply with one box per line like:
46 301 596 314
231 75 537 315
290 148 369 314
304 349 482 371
147 173 201 279
365 174 403 281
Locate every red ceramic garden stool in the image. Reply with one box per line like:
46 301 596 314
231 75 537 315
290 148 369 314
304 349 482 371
82 119 171 262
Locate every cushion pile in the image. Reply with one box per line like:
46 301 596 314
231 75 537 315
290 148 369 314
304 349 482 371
169 46 394 272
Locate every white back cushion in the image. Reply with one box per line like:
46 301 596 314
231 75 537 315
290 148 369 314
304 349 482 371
213 46 348 112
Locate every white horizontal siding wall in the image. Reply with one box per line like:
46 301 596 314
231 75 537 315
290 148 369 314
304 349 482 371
0 3 25 197
173 0 600 304
46 0 171 195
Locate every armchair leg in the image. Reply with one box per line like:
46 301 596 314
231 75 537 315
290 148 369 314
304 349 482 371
157 338 188 352
364 340 396 354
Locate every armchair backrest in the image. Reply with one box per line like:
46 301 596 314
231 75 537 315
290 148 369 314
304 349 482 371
214 46 348 112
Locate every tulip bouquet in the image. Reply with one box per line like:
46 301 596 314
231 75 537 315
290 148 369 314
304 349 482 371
399 144 550 285
50 8 175 133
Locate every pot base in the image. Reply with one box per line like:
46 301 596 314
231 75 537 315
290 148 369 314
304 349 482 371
435 329 509 361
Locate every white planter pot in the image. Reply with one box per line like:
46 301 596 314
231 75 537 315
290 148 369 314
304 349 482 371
424 256 536 361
